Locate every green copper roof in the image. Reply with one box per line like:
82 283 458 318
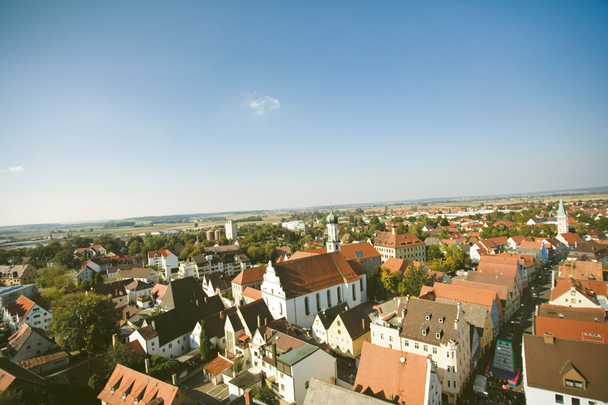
557 199 566 217
326 207 338 224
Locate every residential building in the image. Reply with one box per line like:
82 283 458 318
99 364 196 405
507 236 533 250
311 303 349 344
354 342 442 405
124 280 154 308
224 299 274 355
7 323 59 363
451 279 515 322
557 261 605 282
325 304 371 359
538 238 568 263
373 228 426 263
147 249 179 280
18 351 70 375
3 295 52 333
0 284 40 308
179 254 208 278
464 272 521 321
249 329 336 405
420 283 501 333
0 264 38 286
533 304 608 343
261 252 363 328
90 279 134 306
117 265 160 284
202 274 234 297
158 276 207 312
549 278 604 310
557 232 584 249
370 297 471 404
232 265 267 306
477 255 525 291
567 241 608 266
522 334 608 405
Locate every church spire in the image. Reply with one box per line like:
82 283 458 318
556 198 569 234
326 205 341 253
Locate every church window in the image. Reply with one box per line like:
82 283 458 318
305 297 310 316
316 293 321 312
352 287 356 301
337 287 342 303
327 290 332 307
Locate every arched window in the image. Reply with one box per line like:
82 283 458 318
360 279 363 292
305 297 310 316
279 302 283 316
327 290 332 307
337 287 342 303
316 293 321 312
352 287 356 301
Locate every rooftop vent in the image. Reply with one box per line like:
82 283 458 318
438 315 445 324
425 313 431 321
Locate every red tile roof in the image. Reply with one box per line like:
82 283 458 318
354 342 430 404
203 356 233 377
147 249 173 259
420 283 502 320
558 261 604 281
242 287 263 301
231 265 267 286
374 232 424 248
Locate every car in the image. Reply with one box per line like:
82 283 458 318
505 333 514 341
514 314 525 325
528 296 535 303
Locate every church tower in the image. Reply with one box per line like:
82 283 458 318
557 199 569 235
326 207 341 253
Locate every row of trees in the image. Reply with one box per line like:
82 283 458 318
367 264 432 302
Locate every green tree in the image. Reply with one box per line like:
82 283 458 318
426 244 443 261
149 355 180 380
54 250 76 268
105 342 139 375
88 374 104 393
233 356 245 375
0 388 24 405
366 266 387 302
37 265 74 289
400 263 430 296
48 292 121 353
199 320 213 362
250 385 278 405
381 270 404 295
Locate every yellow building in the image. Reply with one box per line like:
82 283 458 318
373 228 426 263
326 304 371 359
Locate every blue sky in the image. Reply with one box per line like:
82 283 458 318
1 1 607 226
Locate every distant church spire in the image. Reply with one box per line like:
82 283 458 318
326 205 341 253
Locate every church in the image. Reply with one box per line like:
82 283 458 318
260 208 367 328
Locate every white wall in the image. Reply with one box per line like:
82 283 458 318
291 349 336 405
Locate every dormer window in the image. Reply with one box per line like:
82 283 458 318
421 325 429 336
425 313 431 321
438 316 445 324
436 328 443 339
565 379 584 389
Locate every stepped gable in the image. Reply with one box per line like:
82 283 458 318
272 252 361 299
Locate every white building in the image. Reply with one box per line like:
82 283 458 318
147 249 179 280
556 199 569 235
3 295 52 333
226 220 238 241
261 252 363 329
250 329 336 405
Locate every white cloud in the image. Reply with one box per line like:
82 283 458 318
247 94 280 115
8 166 25 173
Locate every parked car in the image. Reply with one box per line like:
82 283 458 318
514 313 525 325
505 333 514 341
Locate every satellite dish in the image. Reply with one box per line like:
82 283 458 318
400 357 405 363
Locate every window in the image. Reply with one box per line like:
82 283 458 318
169 343 173 348
555 394 564 404
414 343 419 350
360 279 363 292
327 290 332 307
337 287 342 303
26 345 30 350
404 340 409 347
389 336 393 342
389 344 392 349
281 384 285 391
316 293 321 312
338 330 342 335
447 381 451 388
380 333 384 340
305 297 310 316
571 399 580 405
433 347 437 354
279 302 283 316
305 381 309 389
352 288 356 301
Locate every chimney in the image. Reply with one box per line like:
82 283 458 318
257 315 261 327
271 342 277 367
389 393 394 401
264 318 268 325
172 373 178 386
145 358 151 374
125 311 130 320
196 299 199 308
151 320 156 330
362 319 366 329
392 226 396 235
220 312 224 320
543 333 555 345
244 388 253 405
330 377 336 385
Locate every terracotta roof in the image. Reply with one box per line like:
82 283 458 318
354 342 430 404
147 249 174 259
558 261 604 281
560 233 584 245
382 258 410 274
4 294 50 319
125 280 153 292
535 306 608 343
203 356 233 377
241 287 262 301
339 243 381 261
373 232 424 248
510 236 532 244
465 271 516 295
495 253 536 268
519 241 544 250
8 324 55 357
137 325 158 341
420 283 502 320
271 252 361 299
98 364 189 405
151 284 168 300
550 278 599 304
451 279 509 302
0 357 47 393
232 265 267 286
18 351 69 370
523 335 608 402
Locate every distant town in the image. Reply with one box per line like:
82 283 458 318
1 194 607 405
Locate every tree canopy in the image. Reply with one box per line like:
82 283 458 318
37 265 74 290
48 292 121 353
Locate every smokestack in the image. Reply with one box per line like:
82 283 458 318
145 358 151 374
